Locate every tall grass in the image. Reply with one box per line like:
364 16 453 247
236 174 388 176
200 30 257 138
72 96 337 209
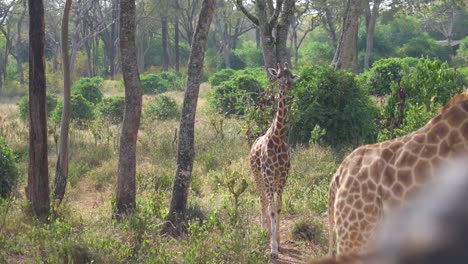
0 83 341 263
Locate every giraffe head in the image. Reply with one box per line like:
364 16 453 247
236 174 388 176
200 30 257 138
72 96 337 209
268 63 300 91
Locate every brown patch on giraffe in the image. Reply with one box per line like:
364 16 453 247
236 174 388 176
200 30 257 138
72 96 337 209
389 142 403 152
445 105 466 127
363 204 376 215
406 140 424 155
450 143 468 157
431 115 442 124
369 159 385 183
397 169 413 186
357 168 370 181
414 160 432 184
354 200 364 210
383 166 396 187
427 122 449 144
413 134 426 144
461 121 468 141
391 182 404 197
381 149 395 163
396 151 418 168
438 140 451 158
421 144 438 159
367 180 377 192
431 156 444 168
448 130 463 146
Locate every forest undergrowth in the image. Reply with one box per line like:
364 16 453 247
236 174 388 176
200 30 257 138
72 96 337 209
0 83 342 263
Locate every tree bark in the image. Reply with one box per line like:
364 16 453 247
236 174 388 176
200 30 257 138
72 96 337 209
26 0 50 221
53 0 73 205
364 0 381 70
162 0 216 237
113 0 143 220
175 18 180 72
16 0 26 86
162 16 170 71
331 0 364 72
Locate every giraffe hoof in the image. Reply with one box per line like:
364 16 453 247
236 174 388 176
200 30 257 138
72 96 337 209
271 252 279 259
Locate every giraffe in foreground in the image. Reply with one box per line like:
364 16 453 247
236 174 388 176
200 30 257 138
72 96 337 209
310 158 468 264
328 94 468 256
250 63 299 258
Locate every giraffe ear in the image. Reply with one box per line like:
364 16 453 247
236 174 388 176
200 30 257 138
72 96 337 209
268 68 279 78
291 74 300 81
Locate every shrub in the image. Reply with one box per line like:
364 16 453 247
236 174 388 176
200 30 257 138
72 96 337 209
71 77 104 105
208 68 236 87
140 74 167 94
359 58 408 96
51 94 95 125
159 70 187 91
379 58 463 140
291 217 323 243
398 35 451 62
17 93 61 120
144 95 180 120
0 139 18 198
96 96 125 124
233 44 264 68
290 65 379 146
208 73 263 115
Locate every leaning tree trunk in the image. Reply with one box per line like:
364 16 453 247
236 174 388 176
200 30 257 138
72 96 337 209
113 0 143 220
26 0 50 221
53 0 73 206
162 0 216 237
331 0 364 72
364 0 381 70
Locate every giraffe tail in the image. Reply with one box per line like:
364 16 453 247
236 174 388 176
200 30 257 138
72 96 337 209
328 178 337 256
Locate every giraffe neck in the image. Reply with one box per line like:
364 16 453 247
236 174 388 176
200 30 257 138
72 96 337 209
269 88 288 140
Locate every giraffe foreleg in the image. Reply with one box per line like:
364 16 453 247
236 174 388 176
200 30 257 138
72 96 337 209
267 189 278 258
276 190 283 251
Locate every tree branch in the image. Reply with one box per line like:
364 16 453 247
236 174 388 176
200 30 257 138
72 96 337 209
268 0 284 28
234 0 259 26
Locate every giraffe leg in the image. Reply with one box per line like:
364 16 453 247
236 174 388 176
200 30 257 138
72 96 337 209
252 169 270 231
276 190 283 251
267 189 279 258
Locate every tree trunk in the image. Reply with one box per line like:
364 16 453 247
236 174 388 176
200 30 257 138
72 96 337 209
26 0 50 221
53 0 73 206
331 0 364 72
162 16 170 71
175 18 180 72
16 0 26 86
162 0 216 237
364 0 381 70
113 0 143 220
275 0 295 66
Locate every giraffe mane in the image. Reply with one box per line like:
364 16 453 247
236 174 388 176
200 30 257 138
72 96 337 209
440 93 468 113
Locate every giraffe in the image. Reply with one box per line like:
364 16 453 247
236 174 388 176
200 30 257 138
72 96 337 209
250 63 299 258
328 94 468 256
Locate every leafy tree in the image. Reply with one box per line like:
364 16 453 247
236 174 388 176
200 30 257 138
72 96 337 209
398 35 451 62
290 65 379 146
18 93 61 120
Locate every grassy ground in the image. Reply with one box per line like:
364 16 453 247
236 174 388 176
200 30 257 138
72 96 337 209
0 82 341 263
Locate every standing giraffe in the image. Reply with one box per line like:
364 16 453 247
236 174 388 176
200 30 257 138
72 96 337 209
250 63 299 258
328 94 468 256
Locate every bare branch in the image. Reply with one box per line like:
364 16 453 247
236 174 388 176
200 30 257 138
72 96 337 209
233 0 259 26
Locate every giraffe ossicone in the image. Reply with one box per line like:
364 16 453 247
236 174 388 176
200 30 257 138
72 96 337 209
249 63 299 258
328 93 468 257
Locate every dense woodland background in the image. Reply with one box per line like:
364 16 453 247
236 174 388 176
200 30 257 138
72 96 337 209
0 0 467 262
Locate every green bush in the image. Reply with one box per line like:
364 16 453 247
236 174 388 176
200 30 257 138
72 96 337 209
0 139 18 198
71 77 104 105
208 73 263 116
290 65 379 146
51 94 95 125
159 70 187 91
233 43 264 68
96 96 125 124
144 95 180 120
359 58 408 96
208 68 236 87
17 93 61 120
398 35 451 62
379 58 463 140
140 74 165 94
